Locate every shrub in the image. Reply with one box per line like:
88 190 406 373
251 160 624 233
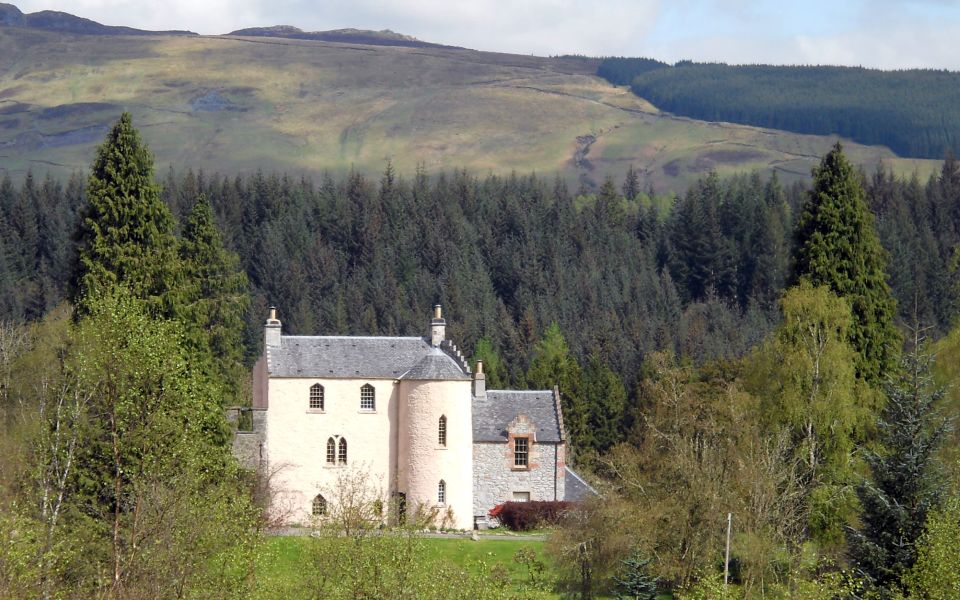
489 501 573 531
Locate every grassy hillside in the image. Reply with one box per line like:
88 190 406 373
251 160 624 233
0 27 939 191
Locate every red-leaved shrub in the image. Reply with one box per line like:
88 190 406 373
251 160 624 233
489 501 573 531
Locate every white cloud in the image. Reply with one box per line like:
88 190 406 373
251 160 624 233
9 0 960 68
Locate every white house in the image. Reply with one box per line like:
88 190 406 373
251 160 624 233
234 306 586 529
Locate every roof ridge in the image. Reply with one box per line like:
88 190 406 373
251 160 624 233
282 335 426 341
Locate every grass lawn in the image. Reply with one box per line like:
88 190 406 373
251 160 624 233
255 534 564 598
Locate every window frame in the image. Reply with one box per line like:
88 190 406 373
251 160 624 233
326 437 336 464
338 437 348 464
438 479 446 505
438 415 447 447
309 383 325 411
312 494 327 516
513 436 529 468
360 384 376 411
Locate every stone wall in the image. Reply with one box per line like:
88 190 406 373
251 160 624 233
472 439 565 525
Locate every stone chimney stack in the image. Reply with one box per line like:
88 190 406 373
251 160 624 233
473 360 486 398
265 306 282 348
430 304 446 347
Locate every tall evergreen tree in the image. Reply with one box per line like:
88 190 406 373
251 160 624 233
792 142 899 383
71 112 181 317
527 323 588 458
179 194 250 397
848 329 950 595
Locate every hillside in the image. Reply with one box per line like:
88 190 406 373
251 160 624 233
598 58 960 160
0 22 939 191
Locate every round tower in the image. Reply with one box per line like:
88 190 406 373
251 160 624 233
397 306 473 530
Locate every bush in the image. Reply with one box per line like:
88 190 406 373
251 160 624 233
489 501 573 531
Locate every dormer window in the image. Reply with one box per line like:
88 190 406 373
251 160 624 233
360 384 375 411
514 437 529 468
309 383 324 410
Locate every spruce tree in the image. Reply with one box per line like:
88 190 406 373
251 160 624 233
527 323 588 457
179 193 250 397
72 112 180 316
613 551 659 600
792 142 899 383
847 329 950 595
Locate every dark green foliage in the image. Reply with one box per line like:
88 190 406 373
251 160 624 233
596 57 669 86
597 59 960 159
792 143 899 382
582 355 627 455
179 193 250 399
848 332 951 594
72 112 181 317
613 551 659 600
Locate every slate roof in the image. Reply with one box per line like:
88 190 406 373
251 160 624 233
267 336 468 379
472 390 564 443
564 467 598 501
402 351 471 381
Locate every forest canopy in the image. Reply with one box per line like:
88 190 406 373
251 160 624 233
597 58 960 159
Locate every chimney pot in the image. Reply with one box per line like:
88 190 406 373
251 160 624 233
430 304 446 347
265 306 281 348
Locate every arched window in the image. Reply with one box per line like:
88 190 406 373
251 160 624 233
438 415 447 447
360 384 375 411
326 437 336 464
312 494 327 516
438 480 446 504
338 437 348 464
309 383 324 410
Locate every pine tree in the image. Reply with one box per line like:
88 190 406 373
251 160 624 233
613 551 659 600
848 328 950 595
582 355 626 455
72 113 181 317
622 165 641 201
792 142 899 383
179 193 250 398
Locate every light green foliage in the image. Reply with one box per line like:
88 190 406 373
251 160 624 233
547 495 638 599
748 282 872 543
527 323 588 456
905 492 960 600
473 337 506 389
73 113 181 317
0 294 259 598
179 193 250 399
677 572 742 600
617 353 804 590
791 142 899 383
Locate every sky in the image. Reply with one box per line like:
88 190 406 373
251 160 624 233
13 0 960 70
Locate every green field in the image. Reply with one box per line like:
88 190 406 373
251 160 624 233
0 28 940 192
255 535 559 598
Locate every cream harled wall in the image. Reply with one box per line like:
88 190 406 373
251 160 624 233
265 376 398 523
397 379 474 530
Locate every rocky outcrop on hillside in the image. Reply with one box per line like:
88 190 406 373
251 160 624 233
227 25 455 48
0 3 195 35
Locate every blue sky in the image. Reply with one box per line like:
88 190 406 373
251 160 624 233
15 0 960 69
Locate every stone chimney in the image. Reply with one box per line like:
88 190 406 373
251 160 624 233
473 360 486 398
264 306 282 348
430 304 446 347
